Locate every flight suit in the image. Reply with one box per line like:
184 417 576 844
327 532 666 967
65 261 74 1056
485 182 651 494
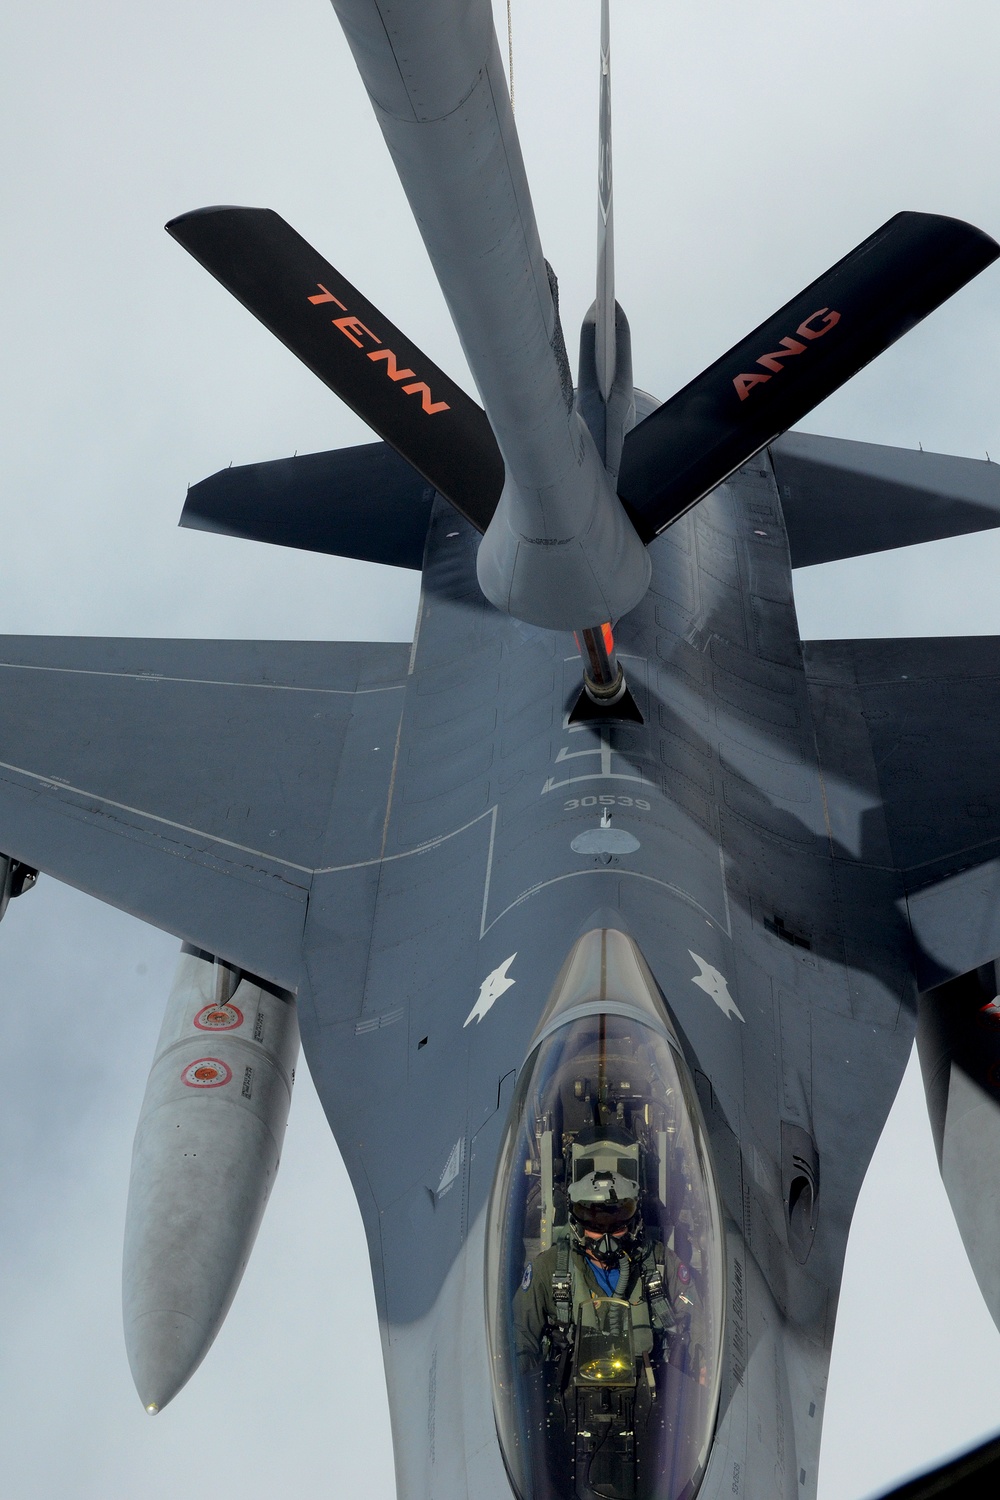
513 1232 703 1375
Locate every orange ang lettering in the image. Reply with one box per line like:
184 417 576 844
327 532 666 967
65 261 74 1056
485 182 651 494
755 336 807 373
733 307 841 401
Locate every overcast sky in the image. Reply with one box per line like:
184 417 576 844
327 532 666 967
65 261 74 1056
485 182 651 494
2 2 1000 1498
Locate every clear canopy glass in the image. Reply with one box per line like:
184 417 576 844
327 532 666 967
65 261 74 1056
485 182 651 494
486 930 724 1500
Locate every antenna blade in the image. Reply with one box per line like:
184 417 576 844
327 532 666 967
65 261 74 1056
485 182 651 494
617 211 1000 541
166 205 504 532
595 0 615 401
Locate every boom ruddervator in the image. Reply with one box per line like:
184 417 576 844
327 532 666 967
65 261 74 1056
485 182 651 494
486 929 725 1500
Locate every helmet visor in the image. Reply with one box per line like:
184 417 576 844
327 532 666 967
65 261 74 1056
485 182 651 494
568 1170 638 1232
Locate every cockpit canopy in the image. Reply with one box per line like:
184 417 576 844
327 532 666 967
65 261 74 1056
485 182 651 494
486 929 725 1500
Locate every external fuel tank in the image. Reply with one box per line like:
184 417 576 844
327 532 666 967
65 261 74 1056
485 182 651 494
917 963 1000 1335
122 945 298 1411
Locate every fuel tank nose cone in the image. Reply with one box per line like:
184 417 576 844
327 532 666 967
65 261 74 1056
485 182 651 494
126 1308 203 1414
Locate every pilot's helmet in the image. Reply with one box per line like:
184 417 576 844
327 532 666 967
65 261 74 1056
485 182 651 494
568 1129 641 1264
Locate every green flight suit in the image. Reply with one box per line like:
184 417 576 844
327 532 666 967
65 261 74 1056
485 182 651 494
513 1232 703 1376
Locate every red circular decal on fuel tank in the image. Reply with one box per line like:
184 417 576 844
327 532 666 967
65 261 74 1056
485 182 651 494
193 1003 244 1032
181 1058 232 1088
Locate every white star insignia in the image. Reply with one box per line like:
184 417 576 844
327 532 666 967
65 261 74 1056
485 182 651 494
464 953 517 1026
688 951 744 1022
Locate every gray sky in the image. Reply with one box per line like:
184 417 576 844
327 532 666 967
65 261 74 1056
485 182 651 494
2 2 1000 1497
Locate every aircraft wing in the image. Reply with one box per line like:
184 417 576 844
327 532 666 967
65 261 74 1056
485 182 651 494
0 636 409 987
804 635 1000 987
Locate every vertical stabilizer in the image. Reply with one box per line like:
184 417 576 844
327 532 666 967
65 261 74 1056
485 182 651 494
596 0 615 400
577 0 636 483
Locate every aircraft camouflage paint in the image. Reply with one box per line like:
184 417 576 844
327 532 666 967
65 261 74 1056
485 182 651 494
4 3 1000 1498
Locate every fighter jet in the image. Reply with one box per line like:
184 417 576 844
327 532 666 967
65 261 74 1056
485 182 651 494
4 3 1000 1498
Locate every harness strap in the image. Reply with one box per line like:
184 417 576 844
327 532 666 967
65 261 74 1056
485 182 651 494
643 1264 675 1332
552 1236 573 1330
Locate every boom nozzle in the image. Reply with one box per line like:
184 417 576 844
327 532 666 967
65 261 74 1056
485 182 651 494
570 624 643 725
578 623 626 706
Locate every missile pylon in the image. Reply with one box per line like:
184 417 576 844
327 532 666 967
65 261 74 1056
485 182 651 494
122 945 299 1412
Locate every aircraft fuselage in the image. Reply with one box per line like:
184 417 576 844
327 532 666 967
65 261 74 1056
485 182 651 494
300 457 914 1500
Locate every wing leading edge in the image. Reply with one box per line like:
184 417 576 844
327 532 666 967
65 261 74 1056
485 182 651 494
0 636 409 988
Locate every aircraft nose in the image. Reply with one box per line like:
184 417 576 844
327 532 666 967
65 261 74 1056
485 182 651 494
485 926 726 1500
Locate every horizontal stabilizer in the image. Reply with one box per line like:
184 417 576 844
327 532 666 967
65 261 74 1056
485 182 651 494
182 441 434 570
771 430 1000 567
166 206 504 532
617 212 999 540
805 635 1000 987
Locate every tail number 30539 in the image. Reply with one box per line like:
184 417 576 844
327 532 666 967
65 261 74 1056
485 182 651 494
564 795 650 811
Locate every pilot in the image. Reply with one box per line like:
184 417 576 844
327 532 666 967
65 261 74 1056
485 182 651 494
513 1136 704 1382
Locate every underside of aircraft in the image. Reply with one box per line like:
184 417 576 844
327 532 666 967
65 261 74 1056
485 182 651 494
4 4 1000 1499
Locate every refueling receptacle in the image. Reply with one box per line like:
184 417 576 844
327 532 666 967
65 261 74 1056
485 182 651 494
569 624 643 725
